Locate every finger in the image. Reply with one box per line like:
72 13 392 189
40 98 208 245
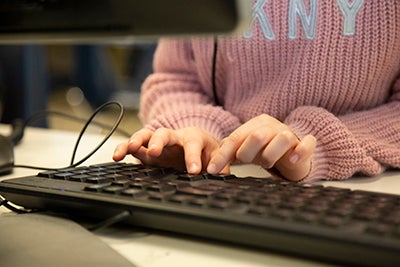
220 163 231 175
236 128 274 163
129 146 155 166
114 128 154 162
147 128 180 157
207 132 243 174
288 134 317 164
113 142 129 161
260 131 299 169
183 140 203 174
276 134 317 182
208 115 284 174
128 145 147 161
127 128 154 153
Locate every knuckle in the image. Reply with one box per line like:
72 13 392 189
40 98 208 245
220 134 240 149
135 128 152 137
280 130 298 144
256 114 268 121
228 131 242 143
155 127 170 136
249 130 265 143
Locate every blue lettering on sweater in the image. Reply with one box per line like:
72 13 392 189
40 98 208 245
244 0 365 40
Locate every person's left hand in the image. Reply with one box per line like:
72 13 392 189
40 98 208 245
113 127 228 174
206 114 317 181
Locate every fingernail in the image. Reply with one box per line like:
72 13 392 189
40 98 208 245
207 163 217 174
290 154 299 164
188 163 198 174
149 144 157 150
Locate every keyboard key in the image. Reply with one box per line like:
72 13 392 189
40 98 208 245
54 172 75 180
102 185 125 194
120 188 147 198
69 174 90 182
205 173 235 181
177 187 215 197
146 184 176 193
177 173 205 182
85 176 114 184
84 183 110 192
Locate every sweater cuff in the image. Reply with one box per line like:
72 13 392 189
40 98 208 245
285 106 382 182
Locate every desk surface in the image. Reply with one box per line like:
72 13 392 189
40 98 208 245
1 124 399 267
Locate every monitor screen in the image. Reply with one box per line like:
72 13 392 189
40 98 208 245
0 0 249 43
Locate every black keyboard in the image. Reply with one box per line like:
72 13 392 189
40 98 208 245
1 162 400 266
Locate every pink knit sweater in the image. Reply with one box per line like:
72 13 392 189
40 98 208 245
139 1 400 182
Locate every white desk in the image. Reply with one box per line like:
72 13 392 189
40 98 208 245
1 124 400 267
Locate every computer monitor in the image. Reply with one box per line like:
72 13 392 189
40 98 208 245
0 0 250 44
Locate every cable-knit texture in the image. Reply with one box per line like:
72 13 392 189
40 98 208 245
140 1 400 181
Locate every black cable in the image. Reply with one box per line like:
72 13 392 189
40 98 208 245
12 100 127 172
211 36 221 106
1 101 128 218
9 118 25 145
69 101 124 166
11 164 60 171
87 211 131 232
0 196 34 214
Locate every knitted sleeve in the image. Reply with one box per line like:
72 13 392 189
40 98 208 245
139 39 241 141
285 79 400 182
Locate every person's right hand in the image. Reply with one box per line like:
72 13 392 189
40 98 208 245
207 114 316 181
113 127 228 174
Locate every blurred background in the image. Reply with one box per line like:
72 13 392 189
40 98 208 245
0 43 157 134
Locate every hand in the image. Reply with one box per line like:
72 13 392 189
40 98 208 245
207 114 316 181
113 127 228 174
